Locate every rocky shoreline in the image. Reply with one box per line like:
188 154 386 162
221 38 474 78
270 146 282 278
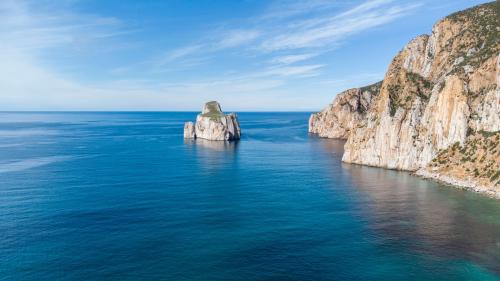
416 170 500 199
309 2 499 198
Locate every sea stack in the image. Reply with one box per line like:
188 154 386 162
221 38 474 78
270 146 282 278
184 101 241 141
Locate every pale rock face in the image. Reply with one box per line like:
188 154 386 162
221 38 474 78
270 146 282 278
312 3 499 195
184 101 241 141
194 113 240 141
184 122 195 139
308 82 381 139
402 35 430 77
343 3 499 171
468 54 500 132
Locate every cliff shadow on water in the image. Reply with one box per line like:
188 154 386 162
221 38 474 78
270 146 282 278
343 163 500 275
312 135 500 276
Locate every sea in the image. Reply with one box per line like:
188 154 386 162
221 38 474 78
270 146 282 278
0 112 499 281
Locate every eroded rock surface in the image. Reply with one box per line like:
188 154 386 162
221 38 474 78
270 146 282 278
309 82 381 139
184 122 195 139
309 2 499 197
184 101 241 141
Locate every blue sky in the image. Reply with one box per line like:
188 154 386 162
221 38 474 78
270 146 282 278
0 0 490 111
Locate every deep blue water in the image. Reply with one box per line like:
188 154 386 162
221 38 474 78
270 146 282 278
0 112 499 281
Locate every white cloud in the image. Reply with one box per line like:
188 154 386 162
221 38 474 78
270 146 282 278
216 29 260 49
153 29 259 67
157 45 203 65
338 0 395 18
0 0 422 110
265 64 325 77
158 0 420 69
269 53 319 65
0 0 128 51
0 48 289 111
260 0 420 51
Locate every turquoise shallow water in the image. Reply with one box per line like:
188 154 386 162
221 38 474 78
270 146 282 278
0 112 499 281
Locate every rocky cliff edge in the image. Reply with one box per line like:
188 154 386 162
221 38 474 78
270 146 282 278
309 2 499 198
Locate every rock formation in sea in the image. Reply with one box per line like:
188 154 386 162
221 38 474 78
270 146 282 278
184 101 241 141
309 2 499 198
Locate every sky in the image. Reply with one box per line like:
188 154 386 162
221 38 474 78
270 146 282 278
0 0 491 111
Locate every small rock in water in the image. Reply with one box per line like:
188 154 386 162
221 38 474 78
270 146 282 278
184 101 241 141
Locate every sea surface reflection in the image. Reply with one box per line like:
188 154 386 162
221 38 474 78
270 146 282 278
0 112 499 281
317 138 500 275
344 162 500 273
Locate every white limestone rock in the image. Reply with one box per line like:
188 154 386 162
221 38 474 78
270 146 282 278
342 4 499 172
311 3 500 197
184 101 241 141
184 122 195 139
309 82 381 139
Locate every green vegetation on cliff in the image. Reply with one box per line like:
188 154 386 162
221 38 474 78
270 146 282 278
201 101 225 121
430 131 500 186
448 2 499 74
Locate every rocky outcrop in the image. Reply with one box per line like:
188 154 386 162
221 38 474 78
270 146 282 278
184 122 195 139
184 101 241 141
308 81 381 139
417 131 500 199
310 2 499 197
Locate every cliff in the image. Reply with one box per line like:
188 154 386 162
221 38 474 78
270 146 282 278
310 2 499 198
308 81 382 139
184 101 241 141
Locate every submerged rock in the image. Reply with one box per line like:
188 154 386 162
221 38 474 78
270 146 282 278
184 101 241 141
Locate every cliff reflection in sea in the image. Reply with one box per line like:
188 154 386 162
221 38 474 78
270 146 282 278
343 163 500 274
319 137 500 276
185 138 240 152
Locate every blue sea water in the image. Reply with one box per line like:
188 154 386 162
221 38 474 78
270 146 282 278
0 112 499 281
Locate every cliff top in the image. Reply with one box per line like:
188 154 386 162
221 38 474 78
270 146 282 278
446 1 498 23
445 1 499 73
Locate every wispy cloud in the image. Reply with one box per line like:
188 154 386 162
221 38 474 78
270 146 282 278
0 0 131 52
155 0 420 72
0 0 425 110
216 29 260 49
0 47 287 111
265 64 325 77
259 0 420 51
269 53 319 65
157 45 203 66
153 29 259 67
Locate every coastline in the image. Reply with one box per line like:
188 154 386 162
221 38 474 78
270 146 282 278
415 169 500 200
308 3 499 200
311 134 499 200
311 133 499 199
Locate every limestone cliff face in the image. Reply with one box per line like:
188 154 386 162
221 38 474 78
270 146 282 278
310 2 499 196
308 81 381 139
184 101 241 141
